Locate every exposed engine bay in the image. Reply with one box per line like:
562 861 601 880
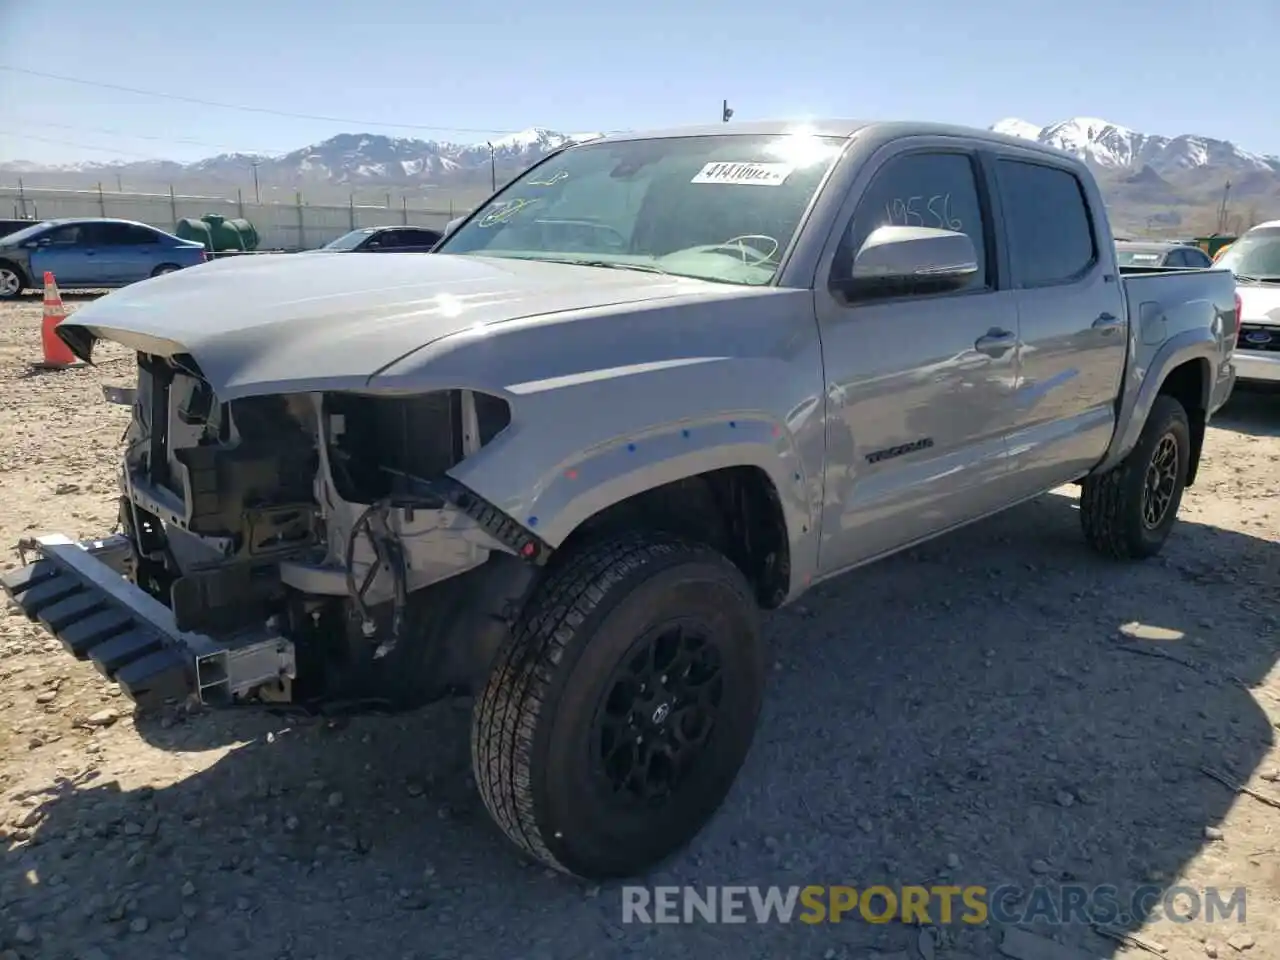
111 351 545 710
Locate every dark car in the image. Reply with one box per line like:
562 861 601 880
0 218 42 240
1114 240 1214 270
318 225 443 253
0 217 207 299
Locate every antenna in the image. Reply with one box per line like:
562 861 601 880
721 100 733 123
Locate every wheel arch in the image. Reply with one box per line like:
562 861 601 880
1093 328 1216 481
556 463 794 609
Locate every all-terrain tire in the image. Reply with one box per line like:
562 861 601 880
470 533 765 880
1080 394 1190 560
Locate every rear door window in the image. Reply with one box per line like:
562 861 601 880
997 160 1097 286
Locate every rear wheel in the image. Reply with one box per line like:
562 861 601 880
471 534 765 880
1080 395 1190 559
0 262 26 299
150 263 181 278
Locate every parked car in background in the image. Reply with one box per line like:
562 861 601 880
0 218 42 241
318 225 443 253
1216 219 1280 385
1115 239 1214 270
0 218 207 299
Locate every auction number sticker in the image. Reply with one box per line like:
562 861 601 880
691 161 794 186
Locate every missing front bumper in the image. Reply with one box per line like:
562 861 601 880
1 534 295 710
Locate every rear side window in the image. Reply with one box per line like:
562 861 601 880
997 160 1097 286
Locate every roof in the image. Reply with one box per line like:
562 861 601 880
1115 240 1183 252
591 119 1081 162
30 216 155 229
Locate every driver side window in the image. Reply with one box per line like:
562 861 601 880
833 151 989 292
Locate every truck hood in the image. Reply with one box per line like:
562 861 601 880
1238 282 1280 326
56 251 723 399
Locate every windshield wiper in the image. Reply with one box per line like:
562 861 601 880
535 257 670 276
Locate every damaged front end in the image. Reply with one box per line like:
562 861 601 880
2 351 547 713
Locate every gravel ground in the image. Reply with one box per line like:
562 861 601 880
1 294 1278 960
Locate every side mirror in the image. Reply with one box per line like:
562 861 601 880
840 225 979 298
444 216 464 236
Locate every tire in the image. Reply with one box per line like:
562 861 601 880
150 263 181 278
471 533 765 880
0 261 26 299
1080 394 1190 560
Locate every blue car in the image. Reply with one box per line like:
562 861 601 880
0 217 208 299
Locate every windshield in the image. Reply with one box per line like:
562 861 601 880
1115 247 1166 267
1215 227 1280 279
323 228 376 251
0 221 52 246
436 133 846 285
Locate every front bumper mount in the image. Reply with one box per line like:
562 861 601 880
2 534 295 711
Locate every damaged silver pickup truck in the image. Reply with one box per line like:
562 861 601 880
3 119 1239 880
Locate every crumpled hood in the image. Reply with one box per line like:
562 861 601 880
1237 282 1280 326
56 251 718 399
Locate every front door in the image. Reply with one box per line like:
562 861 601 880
813 143 1023 575
29 223 95 285
992 157 1128 497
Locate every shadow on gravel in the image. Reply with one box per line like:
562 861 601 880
1215 387 1280 439
5 491 1278 960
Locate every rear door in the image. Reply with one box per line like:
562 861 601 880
813 140 1024 574
996 157 1128 497
113 223 168 282
76 222 137 284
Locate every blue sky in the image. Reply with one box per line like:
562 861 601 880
1 0 1275 165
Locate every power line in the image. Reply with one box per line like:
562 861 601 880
1 64 620 137
0 130 163 159
17 119 288 156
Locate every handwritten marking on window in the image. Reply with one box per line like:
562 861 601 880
477 197 541 227
527 170 569 187
883 193 963 231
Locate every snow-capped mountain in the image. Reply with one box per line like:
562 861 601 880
3 117 1278 233
0 128 603 193
990 116 1280 176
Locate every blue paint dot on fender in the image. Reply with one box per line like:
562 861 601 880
528 516 538 527
728 421 737 429
681 429 690 439
627 443 637 453
794 472 801 481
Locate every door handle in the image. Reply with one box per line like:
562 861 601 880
1092 312 1123 332
974 328 1016 357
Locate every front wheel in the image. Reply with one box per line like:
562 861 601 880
1080 394 1190 559
0 262 26 299
471 534 765 880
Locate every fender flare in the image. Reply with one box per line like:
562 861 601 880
457 414 817 587
1092 326 1216 476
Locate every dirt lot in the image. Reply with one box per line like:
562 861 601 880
0 295 1278 960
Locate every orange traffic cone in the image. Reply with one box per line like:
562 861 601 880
35 272 80 370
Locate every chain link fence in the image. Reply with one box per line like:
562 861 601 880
1 185 477 251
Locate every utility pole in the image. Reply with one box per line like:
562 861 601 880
1216 181 1231 234
722 99 733 123
251 160 261 204
486 142 496 193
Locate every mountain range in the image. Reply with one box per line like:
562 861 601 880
3 117 1278 234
